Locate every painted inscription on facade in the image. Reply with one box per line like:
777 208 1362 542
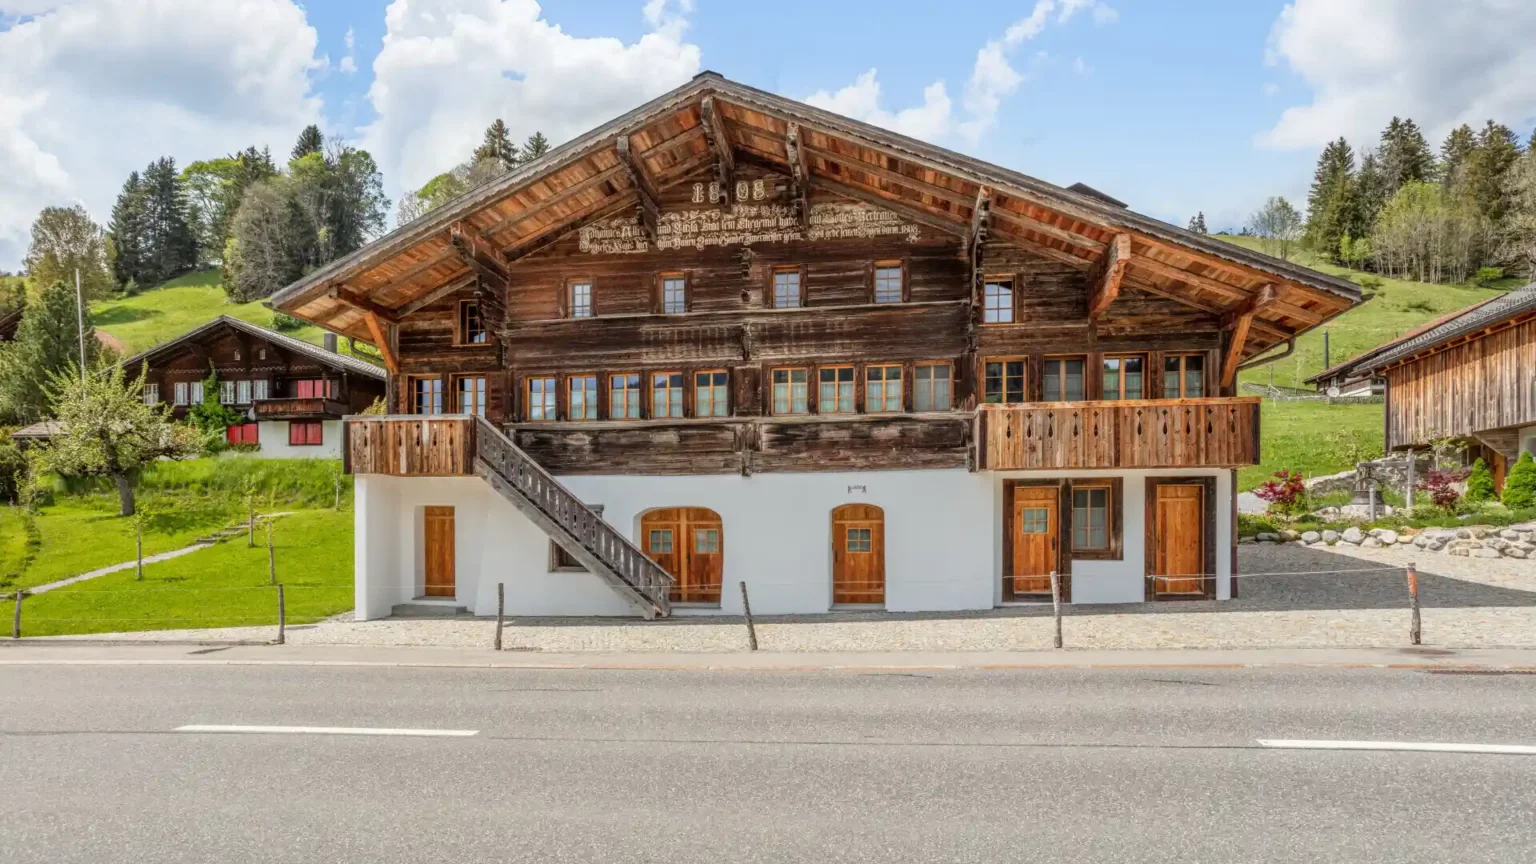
577 203 924 254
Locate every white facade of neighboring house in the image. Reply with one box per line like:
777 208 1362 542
354 467 1233 619
253 420 346 459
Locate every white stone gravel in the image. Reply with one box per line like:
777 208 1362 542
42 544 1536 652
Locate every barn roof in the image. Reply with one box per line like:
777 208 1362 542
1355 282 1536 373
270 71 1361 361
118 315 384 380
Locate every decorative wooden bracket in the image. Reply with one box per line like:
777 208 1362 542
785 122 811 230
328 285 399 325
361 310 399 376
448 221 512 331
1087 233 1132 319
967 187 991 326
614 135 660 246
1219 283 1277 388
700 96 735 208
739 322 756 361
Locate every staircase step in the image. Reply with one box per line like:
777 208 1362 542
392 601 471 617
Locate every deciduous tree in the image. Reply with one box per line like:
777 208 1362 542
1248 196 1303 260
23 206 113 301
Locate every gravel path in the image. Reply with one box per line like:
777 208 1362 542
25 544 213 595
40 544 1536 652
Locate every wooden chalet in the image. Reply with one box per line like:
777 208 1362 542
271 72 1360 619
118 316 385 457
1338 282 1536 488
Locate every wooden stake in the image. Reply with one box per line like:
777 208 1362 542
11 590 21 639
494 582 505 651
740 581 758 652
276 584 286 645
248 502 256 548
136 519 144 581
1407 563 1421 646
266 520 276 586
1050 570 1063 649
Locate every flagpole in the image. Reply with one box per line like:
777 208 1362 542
75 268 88 382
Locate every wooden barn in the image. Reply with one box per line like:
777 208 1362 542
116 316 385 458
271 72 1360 619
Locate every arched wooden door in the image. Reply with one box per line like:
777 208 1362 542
832 504 885 606
641 507 723 604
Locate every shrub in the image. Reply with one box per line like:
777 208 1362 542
1238 513 1279 537
1356 275 1385 292
1255 469 1308 525
1464 458 1495 503
272 312 305 332
1504 452 1536 510
1472 266 1504 287
1420 468 1468 510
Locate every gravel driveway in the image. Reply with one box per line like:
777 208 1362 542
41 543 1536 653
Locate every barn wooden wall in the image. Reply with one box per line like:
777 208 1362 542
1385 315 1536 448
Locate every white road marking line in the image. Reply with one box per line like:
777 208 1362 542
175 725 478 737
1258 739 1536 756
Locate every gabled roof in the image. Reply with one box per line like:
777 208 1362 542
118 315 384 380
270 71 1361 361
1354 282 1536 373
1303 292 1506 386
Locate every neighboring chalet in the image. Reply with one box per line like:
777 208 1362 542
117 316 385 458
271 72 1361 620
1330 282 1536 488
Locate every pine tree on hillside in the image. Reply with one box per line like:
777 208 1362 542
0 279 98 424
108 171 150 288
1306 137 1357 261
474 120 519 170
1379 117 1435 196
291 125 325 161
519 131 550 163
1439 124 1477 191
140 157 199 286
1465 120 1522 222
1187 212 1207 234
1353 150 1387 235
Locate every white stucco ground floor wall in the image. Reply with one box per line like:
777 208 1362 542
255 420 343 459
355 467 1232 619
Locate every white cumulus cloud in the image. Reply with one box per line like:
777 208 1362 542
360 0 701 211
1260 0 1536 149
0 0 325 270
339 26 358 75
804 71 954 141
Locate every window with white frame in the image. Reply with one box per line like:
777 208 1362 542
220 381 236 404
661 275 687 314
143 383 160 406
174 382 189 405
236 380 252 404
984 278 1014 323
189 381 204 404
569 281 593 318
253 379 269 401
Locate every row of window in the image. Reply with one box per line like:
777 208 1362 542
411 376 488 417
221 421 325 447
982 353 1206 404
147 379 336 407
548 262 908 322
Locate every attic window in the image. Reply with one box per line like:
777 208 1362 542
258 348 266 360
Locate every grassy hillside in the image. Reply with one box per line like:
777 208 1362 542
89 269 376 360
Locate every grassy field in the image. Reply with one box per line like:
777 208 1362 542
0 508 353 638
1239 400 1384 490
90 269 379 360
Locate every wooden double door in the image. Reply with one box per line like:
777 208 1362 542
832 504 885 605
642 508 724 604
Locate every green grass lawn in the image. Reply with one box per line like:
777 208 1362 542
1216 235 1513 390
90 269 379 361
1 508 353 637
1239 399 1385 490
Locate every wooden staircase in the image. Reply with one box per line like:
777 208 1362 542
345 414 674 618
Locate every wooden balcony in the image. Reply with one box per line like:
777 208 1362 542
344 415 477 476
975 398 1261 471
255 397 349 420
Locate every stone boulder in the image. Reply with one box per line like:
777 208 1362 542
1341 527 1365 545
1301 531 1321 545
1474 548 1503 559
1322 529 1340 544
1506 548 1529 559
1361 537 1384 548
1377 529 1400 545
1395 534 1415 545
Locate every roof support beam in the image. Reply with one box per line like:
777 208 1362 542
803 144 975 212
361 311 398 376
968 187 991 257
449 221 512 287
808 176 967 239
638 124 705 161
614 135 660 246
393 272 477 318
785 122 811 231
479 164 626 241
1220 284 1277 388
328 286 399 325
989 223 1095 269
988 205 1105 253
505 194 642 263
700 96 735 207
1087 234 1132 319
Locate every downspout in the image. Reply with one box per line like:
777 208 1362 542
1236 338 1295 373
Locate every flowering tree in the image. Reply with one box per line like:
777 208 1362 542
1255 469 1308 525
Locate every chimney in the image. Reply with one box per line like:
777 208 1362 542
324 332 338 353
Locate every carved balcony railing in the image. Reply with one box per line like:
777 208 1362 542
975 398 1261 471
344 415 477 477
255 397 349 420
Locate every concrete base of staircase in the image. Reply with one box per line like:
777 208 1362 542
391 598 471 618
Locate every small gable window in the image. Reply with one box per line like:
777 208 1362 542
459 300 487 344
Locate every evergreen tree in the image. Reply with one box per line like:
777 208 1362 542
1465 458 1495 503
1306 137 1357 261
1503 452 1536 510
139 157 199 285
291 125 324 161
1187 212 1207 234
1378 117 1435 196
1353 150 1388 235
0 279 98 423
1439 124 1477 191
1465 120 1521 222
108 172 150 288
519 131 550 163
474 119 519 169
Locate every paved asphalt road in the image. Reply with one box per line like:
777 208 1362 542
2 663 1534 863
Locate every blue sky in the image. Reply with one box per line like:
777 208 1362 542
3 1 1534 270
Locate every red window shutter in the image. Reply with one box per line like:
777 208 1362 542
307 421 324 445
243 423 260 444
296 380 313 399
226 426 238 445
288 422 303 446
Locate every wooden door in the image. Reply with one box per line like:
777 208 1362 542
1154 484 1204 595
423 506 455 597
642 508 723 604
832 504 885 605
1011 487 1059 595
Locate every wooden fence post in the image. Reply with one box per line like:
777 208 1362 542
740 582 758 652
276 584 286 645
136 519 144 581
266 520 276 586
494 582 505 651
11 590 22 639
248 502 256 548
1407 563 1421 646
1050 570 1063 649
